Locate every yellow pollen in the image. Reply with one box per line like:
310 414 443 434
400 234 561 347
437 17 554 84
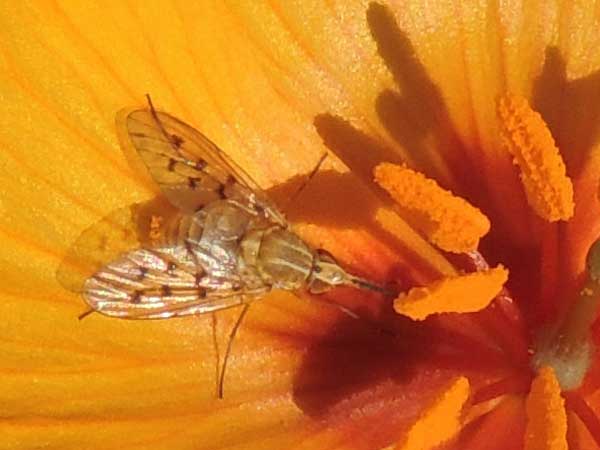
394 265 508 320
374 163 490 253
497 94 574 222
395 377 470 450
524 367 567 450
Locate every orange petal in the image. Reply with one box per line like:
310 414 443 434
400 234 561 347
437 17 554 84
4 1 600 449
0 3 493 449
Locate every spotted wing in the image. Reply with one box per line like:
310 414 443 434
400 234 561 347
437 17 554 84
56 197 179 294
83 246 267 319
121 106 286 226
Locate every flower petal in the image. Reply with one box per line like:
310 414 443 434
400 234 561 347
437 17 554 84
5 0 600 448
0 2 508 449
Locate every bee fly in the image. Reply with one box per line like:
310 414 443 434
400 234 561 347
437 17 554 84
64 95 388 398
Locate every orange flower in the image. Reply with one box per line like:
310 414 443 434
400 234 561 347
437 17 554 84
2 1 600 449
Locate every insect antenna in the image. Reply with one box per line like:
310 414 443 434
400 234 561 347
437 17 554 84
218 304 251 399
306 294 359 319
349 276 396 297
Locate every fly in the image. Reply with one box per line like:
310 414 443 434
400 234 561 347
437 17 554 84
59 95 388 398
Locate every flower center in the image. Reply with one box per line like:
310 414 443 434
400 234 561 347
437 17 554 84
532 241 600 390
375 93 600 449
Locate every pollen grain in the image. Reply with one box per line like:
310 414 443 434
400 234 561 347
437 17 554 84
374 163 489 253
524 366 567 450
394 265 508 320
395 377 470 450
497 94 574 222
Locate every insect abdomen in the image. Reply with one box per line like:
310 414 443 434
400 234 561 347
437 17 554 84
161 213 204 247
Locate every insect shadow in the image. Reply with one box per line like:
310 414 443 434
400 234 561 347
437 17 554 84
290 305 511 420
55 3 452 411
290 1 493 418
291 3 600 420
268 167 441 287
291 310 422 418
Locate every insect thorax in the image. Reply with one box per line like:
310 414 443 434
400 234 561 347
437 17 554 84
240 227 315 291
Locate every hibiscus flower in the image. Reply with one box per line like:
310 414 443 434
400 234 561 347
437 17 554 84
2 2 600 449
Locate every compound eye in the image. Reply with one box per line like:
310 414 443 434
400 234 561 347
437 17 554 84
316 248 336 264
308 278 331 294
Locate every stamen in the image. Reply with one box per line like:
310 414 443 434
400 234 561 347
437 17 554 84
394 265 508 320
532 240 600 390
395 377 470 450
497 94 574 222
374 163 490 253
524 366 567 450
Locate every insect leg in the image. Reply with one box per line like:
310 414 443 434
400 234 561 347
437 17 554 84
218 303 250 399
310 296 360 319
282 153 328 213
78 308 96 320
307 295 360 319
211 313 221 398
307 294 397 338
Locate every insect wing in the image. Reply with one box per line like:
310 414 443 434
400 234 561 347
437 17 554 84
61 101 287 318
56 197 179 294
83 245 261 319
122 107 286 226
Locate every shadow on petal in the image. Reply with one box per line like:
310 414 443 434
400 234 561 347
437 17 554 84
366 2 482 206
267 169 441 285
291 313 421 417
532 47 600 316
312 113 403 189
292 292 515 419
533 46 600 177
